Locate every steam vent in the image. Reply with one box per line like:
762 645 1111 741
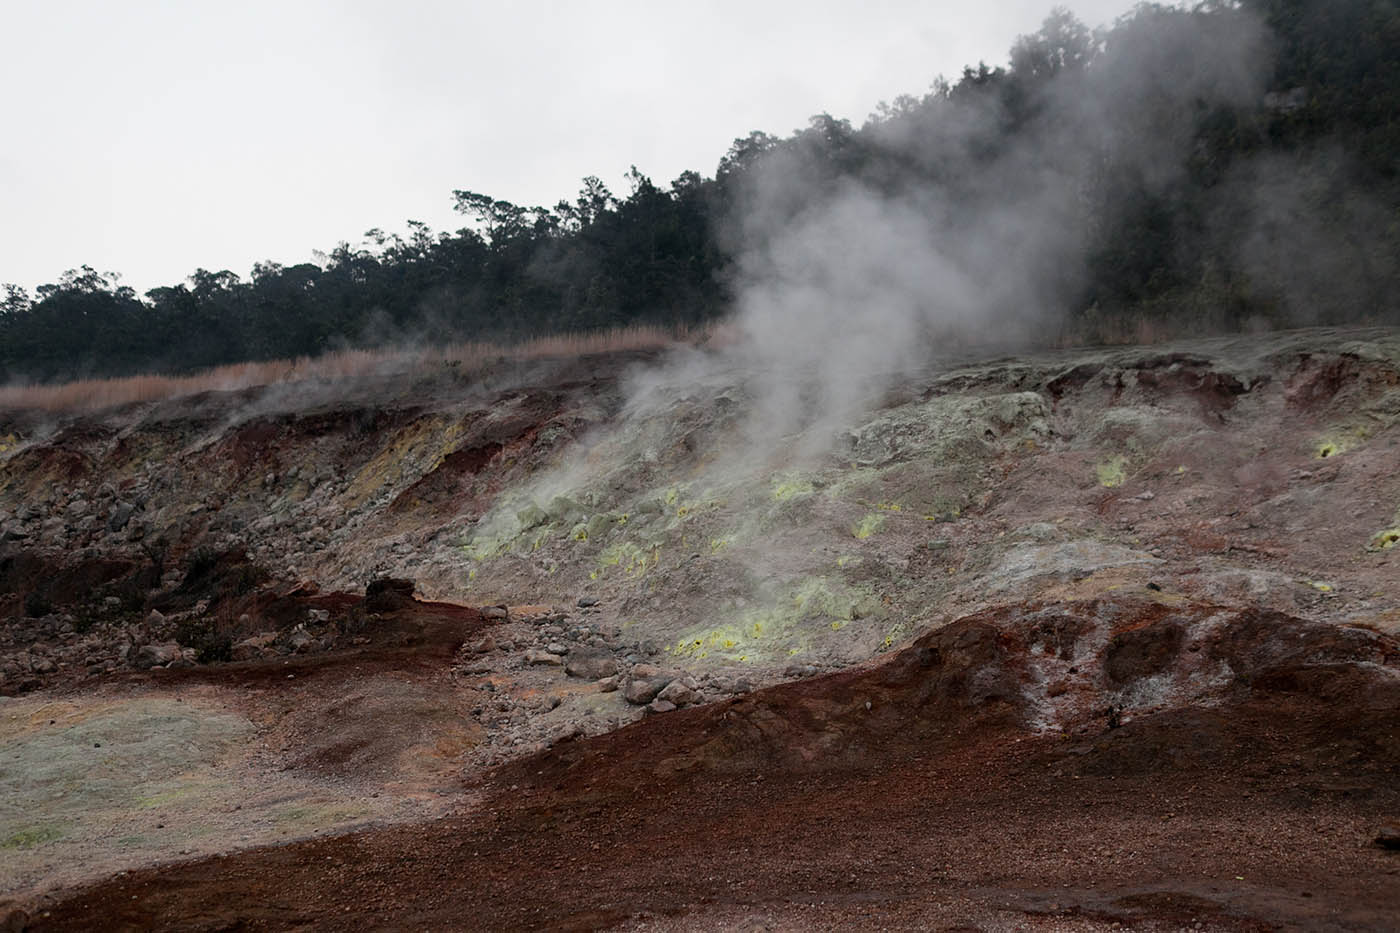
0 327 1396 929
5 0 1400 926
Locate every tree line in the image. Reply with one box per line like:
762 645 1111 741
3 0 1397 383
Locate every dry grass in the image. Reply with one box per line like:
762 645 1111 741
0 323 710 415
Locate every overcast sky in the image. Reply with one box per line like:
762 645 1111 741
2 0 1143 295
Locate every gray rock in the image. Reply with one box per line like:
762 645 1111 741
307 608 330 623
135 643 181 669
525 649 564 667
564 647 618 681
656 679 700 708
108 501 136 532
646 699 677 714
987 539 1162 594
231 633 277 661
481 605 509 621
545 642 568 655
623 667 678 705
577 596 600 608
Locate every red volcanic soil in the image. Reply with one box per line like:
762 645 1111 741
28 598 1400 931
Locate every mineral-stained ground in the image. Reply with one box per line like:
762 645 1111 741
1 327 1397 930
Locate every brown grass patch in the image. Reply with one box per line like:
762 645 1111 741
0 323 716 415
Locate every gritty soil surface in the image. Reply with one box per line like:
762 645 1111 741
19 597 1400 931
3 331 1400 930
0 595 488 910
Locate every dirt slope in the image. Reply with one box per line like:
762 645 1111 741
26 596 1400 931
2 328 1400 930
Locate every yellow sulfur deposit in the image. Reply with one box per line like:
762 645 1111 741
1096 455 1128 488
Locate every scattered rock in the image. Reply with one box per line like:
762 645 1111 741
481 605 509 621
525 649 564 667
135 642 182 669
623 666 677 705
564 647 618 681
231 632 277 662
107 501 136 532
286 626 314 654
577 596 599 608
365 577 415 612
646 699 677 715
656 679 700 708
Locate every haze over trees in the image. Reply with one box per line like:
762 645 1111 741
3 0 1398 383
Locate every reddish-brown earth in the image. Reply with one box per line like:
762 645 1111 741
4 332 1400 930
20 596 1400 931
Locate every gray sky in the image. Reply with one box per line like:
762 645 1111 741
2 0 1142 295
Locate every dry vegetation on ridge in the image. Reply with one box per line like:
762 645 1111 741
0 323 701 415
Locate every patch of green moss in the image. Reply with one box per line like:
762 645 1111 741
3 825 63 849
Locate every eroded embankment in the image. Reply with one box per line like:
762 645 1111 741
25 595 1400 931
0 584 488 907
3 330 1400 928
2 329 1399 698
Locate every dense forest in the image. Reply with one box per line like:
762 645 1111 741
3 0 1398 382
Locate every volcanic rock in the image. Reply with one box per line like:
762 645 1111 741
624 666 677 705
564 647 618 681
656 679 700 708
365 577 415 612
107 501 136 532
525 649 564 667
135 643 182 669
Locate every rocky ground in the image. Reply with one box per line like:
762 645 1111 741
1 327 1398 929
